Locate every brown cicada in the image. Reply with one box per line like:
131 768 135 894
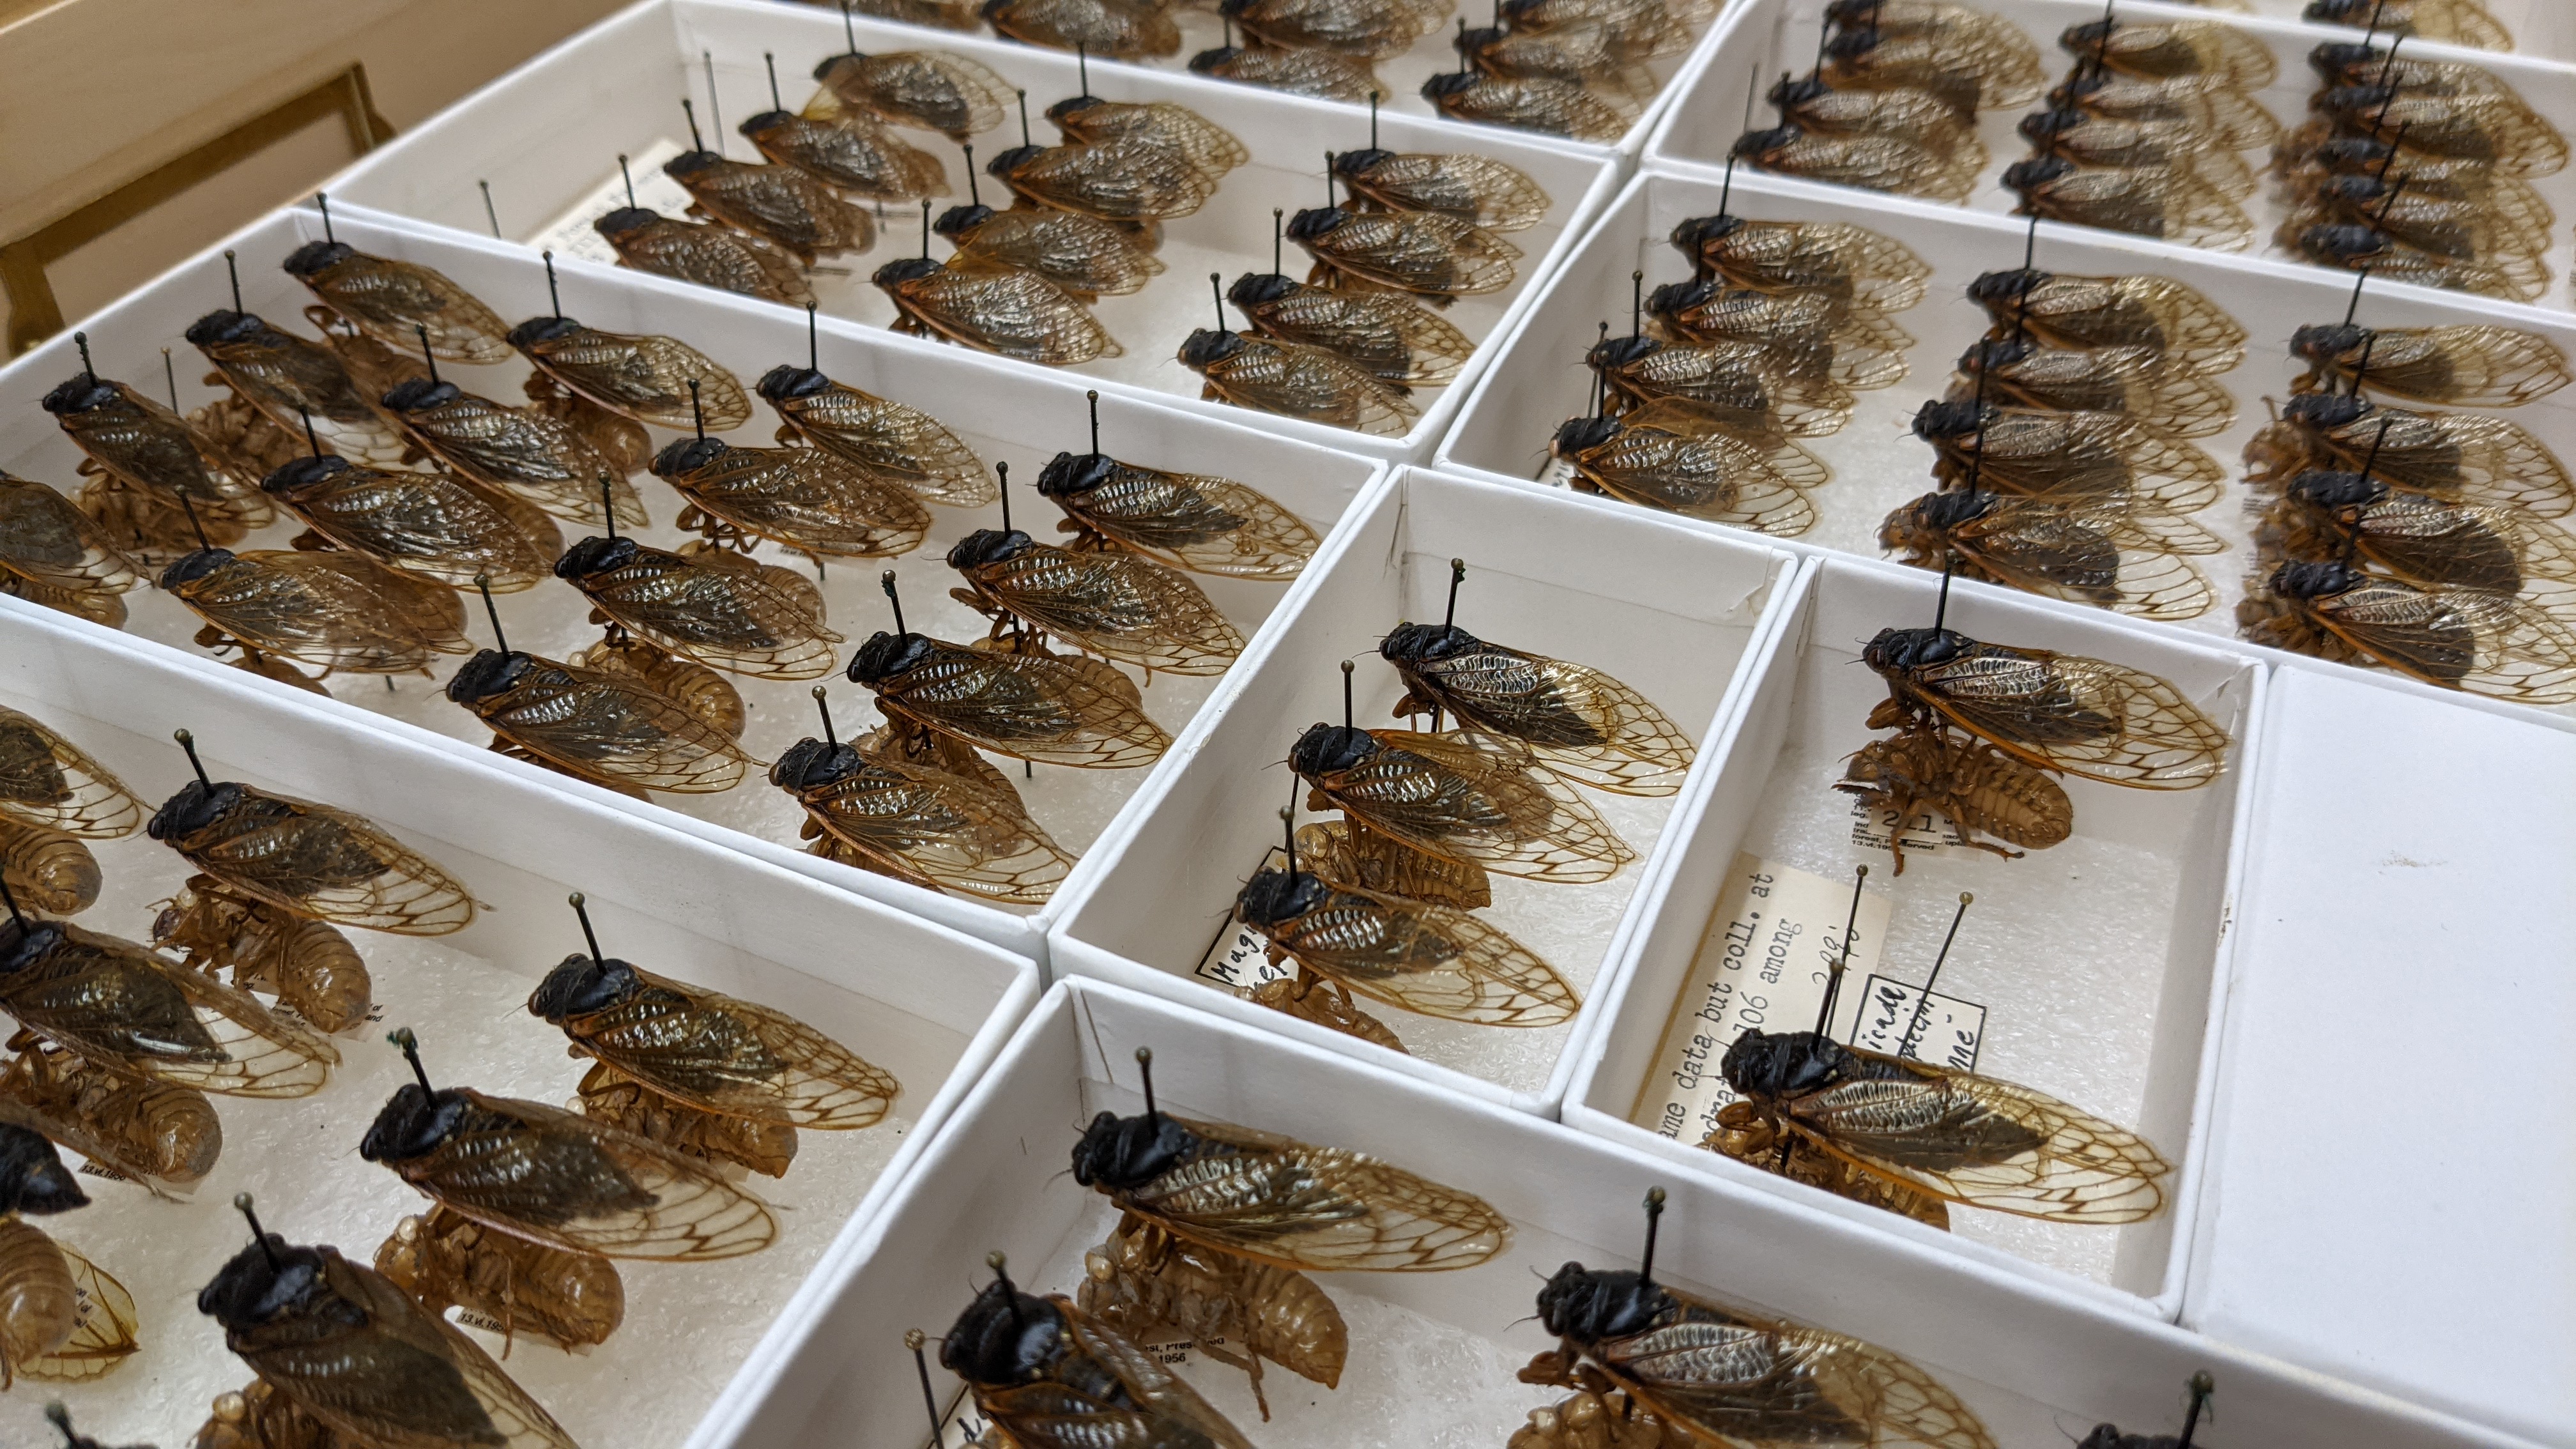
1950 337 2234 438
555 532 841 679
363 1028 776 1260
0 710 141 841
1421 71 1632 141
261 455 561 592
282 237 512 364
1224 0 1445 58
158 543 471 677
509 290 751 435
377 1206 625 1353
1735 122 1975 203
2018 109 2255 200
935 197 1164 301
650 430 930 560
1068 1052 1506 1411
1081 1211 1357 1397
1455 22 1656 103
1193 44 1383 105
1912 400 2225 512
1183 323 1419 435
152 880 369 1035
1966 268 2245 375
2001 157 2253 250
664 146 873 264
2060 17 2274 88
2052 67 2278 150
2238 558 2576 702
984 0 1182 58
0 1124 137 1385
1768 75 1985 172
1590 332 1854 437
377 371 645 530
758 362 994 507
1332 147 1549 233
1527 1192 1994 1449
1551 404 1823 535
2283 220 2547 305
1837 723 2074 873
0 1039 222 1189
942 1262 1254 1448
1250 968 1409 1054
1669 214 1929 316
1648 279 1910 390
1228 269 1474 386
446 643 757 797
2308 79 2566 178
0 820 98 917
1035 420 1319 579
185 308 411 468
2244 392 2575 518
1502 0 1715 59
873 252 1120 365
595 205 815 307
1379 615 1693 795
770 719 1073 904
1292 722 1636 882
740 99 947 203
1296 816 1491 908
42 361 269 540
1051 96 1248 180
843 613 1171 767
190 1377 351 1449
947 516 1242 675
809 50 1015 142
2260 467 2576 608
1823 0 2044 108
986 140 1218 229
0 471 141 629
1862 625 2230 788
1289 202 1519 307
1882 489 2220 622
198 1197 580 1449
2290 321 2570 407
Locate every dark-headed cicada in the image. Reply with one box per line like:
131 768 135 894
1420 70 1634 142
1035 429 1318 579
1669 215 1928 316
1590 333 1854 438
1862 626 2230 788
873 254 1120 365
2309 79 2567 178
1289 203 1519 307
158 544 471 678
1551 402 1823 535
1196 45 1383 105
810 49 1015 142
1734 121 1976 203
185 309 410 468
650 433 930 560
741 102 947 203
1052 96 1248 180
2303 0 2508 49
0 471 141 629
771 722 1073 903
447 645 756 797
2019 109 2255 200
1292 723 1636 881
281 240 511 364
1453 23 1653 106
2290 322 2570 407
664 148 873 264
2260 468 2576 612
2052 67 2277 150
42 365 269 542
1381 616 1693 795
2060 17 2274 88
1181 324 1420 436
2287 224 2544 305
1836 723 2073 874
0 1124 137 1385
1228 270 1475 386
2244 392 2575 518
943 1263 1255 1448
1333 148 1549 233
1769 73 1984 172
1967 268 2244 375
1648 279 1910 390
1223 0 1445 58
947 526 1243 675
261 455 562 592
555 534 842 680
758 363 993 507
595 206 815 307
985 139 1218 229
1913 400 2225 512
509 306 750 435
984 0 1182 59
1882 489 2220 621
1951 337 2232 438
2000 157 2253 250
935 199 1163 300
2238 558 2576 702
378 373 645 530
844 621 1171 767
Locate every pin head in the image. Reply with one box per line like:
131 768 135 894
197 1192 325 1331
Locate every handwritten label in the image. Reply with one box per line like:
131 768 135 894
527 139 695 262
1630 854 1891 1144
1846 975 1986 1072
1848 793 1968 856
454 1309 508 1335
1192 847 1291 993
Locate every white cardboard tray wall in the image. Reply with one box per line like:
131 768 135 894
1558 554 2264 1321
709 977 2527 1449
1046 466 1799 1117
0 205 1387 962
1647 0 2576 308
0 597 1039 1449
2188 664 2576 1448
318 0 1625 463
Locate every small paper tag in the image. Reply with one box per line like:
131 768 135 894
1849 794 1968 855
454 1309 507 1335
527 138 696 263
75 1162 130 1183
1630 854 1892 1143
1844 974 1986 1072
1192 847 1291 993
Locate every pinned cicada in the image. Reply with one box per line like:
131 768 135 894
1647 279 1910 390
1332 148 1549 233
758 363 993 507
0 1124 137 1385
280 238 512 364
650 430 930 561
1882 489 2220 621
943 1260 1255 1448
1296 816 1491 908
2288 222 2544 303
595 206 815 307
1551 403 1823 536
1181 325 1420 435
509 299 750 435
555 533 842 680
1821 9 2045 115
2019 109 2256 201
446 643 758 798
184 308 410 467
664 146 873 264
809 49 1015 142
1862 625 2230 789
1836 722 2073 874
1229 269 1473 387
740 101 947 203
0 471 141 629
2281 169 2551 267
2238 558 2576 702
261 454 562 592
1291 722 1636 882
873 254 1120 365
984 0 1182 58
1912 399 2225 512
2259 468 2576 617
378 372 645 530
1503 0 1716 59
0 709 142 841
1289 203 1519 307
1050 96 1248 180
2289 322 2570 408
2244 392 2575 518
1770 73 1982 158
377 1206 624 1353
2000 156 2253 250
1453 23 1654 105
2303 0 2509 49
947 526 1243 675
1223 0 1446 59
1035 420 1319 579
1194 44 1383 105
158 541 471 678
1966 268 2244 375
1421 70 1632 142
986 139 1219 230
2060 17 2275 89
935 197 1163 300
844 620 1171 767
1379 618 1693 796
1733 121 1976 203
1589 332 1854 438
2310 79 2567 178
1669 214 1929 316
42 360 269 540
1951 337 2233 438
772 716 1073 903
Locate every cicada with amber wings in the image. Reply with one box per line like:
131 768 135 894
2258 468 2576 612
377 372 645 531
844 617 1171 769
1590 332 1854 438
1967 268 2244 376
282 238 512 364
1669 214 1930 317
937 198 1163 302
1951 337 2232 438
809 50 1016 142
1292 723 1636 882
0 472 141 629
509 306 751 436
1551 405 1823 537
1651 282 1912 391
158 544 471 678
2244 392 2575 518
2238 559 2576 703
555 533 841 680
1882 489 2221 622
185 308 410 468
1862 626 2230 789
1199 45 1383 106
741 102 947 203
42 364 270 541
1912 400 2225 513
1334 150 1549 236
947 521 1243 676
596 206 815 308
986 140 1218 228
760 363 993 509
664 148 873 265
985 0 1182 59
447 644 757 797
261 455 562 593
1052 96 1248 180
0 709 141 841
650 434 930 561
771 724 1074 904
1036 420 1319 579
1421 71 1632 142
1183 324 1420 436
873 254 1120 366
2290 322 2570 408
1290 203 1519 307
1229 268 1474 387
0 1124 137 1386
1735 122 1978 203
1380 604 1694 795
1822 0 2044 110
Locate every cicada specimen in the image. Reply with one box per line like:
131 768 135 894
873 256 1121 365
1590 333 1854 437
0 912 338 1097
376 376 645 530
1825 0 2044 89
595 206 815 307
1722 1027 2172 1222
0 820 96 918
281 241 510 364
152 878 368 1035
2053 68 2279 150
1772 72 1979 146
1550 404 1823 536
1503 0 1716 55
740 103 948 203
148 746 472 934
771 728 1072 903
1296 816 1491 907
1034 436 1319 579
2060 18 2275 89
528 922 898 1176
664 151 873 264
184 310 410 468
2283 170 2551 263
845 627 1172 766
1836 723 2074 874
2289 222 2543 302
446 647 757 797
303 304 431 399
2276 131 2539 208
1223 0 1445 58
1735 122 1975 203
2242 392 2576 517
1821 19 2043 116
197 1202 581 1448
1292 723 1636 881
1526 1195 1995 1449
1234 858 1578 1026
947 528 1243 673
1228 271 1474 386
810 50 1016 142
41 371 269 539
1912 400 2225 512
509 314 750 434
2303 0 2508 49
1421 70 1632 141
935 199 1164 300
0 1124 137 1385
362 1029 778 1260
0 471 141 629
1862 625 2230 788
1068 1058 1507 1407
986 140 1219 229
1966 268 2244 375
758 364 993 507
1193 44 1383 105
0 1038 222 1188
0 710 141 841
1647 279 1910 390
1669 214 1929 315
941 1266 1255 1448
2313 82 2568 178
2237 558 2576 702
2000 157 2253 250
377 1206 625 1353
1051 97 1248 180
1951 337 2232 438
650 434 930 560
1331 148 1549 233
158 544 471 677
261 455 562 592
2019 109 2255 201
1181 325 1420 434
984 0 1182 57
1081 1211 1354 1406
1883 489 2219 621
1702 1100 1952 1228
1454 24 1654 103
1381 620 1692 795
2258 468 2576 607
555 534 842 679
1289 203 1519 306
2289 322 2570 407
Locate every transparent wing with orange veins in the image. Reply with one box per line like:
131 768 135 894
1199 339 1418 438
2310 579 2576 704
1315 730 1636 881
579 551 843 680
1781 1050 2171 1224
1006 141 1218 222
1903 645 2230 788
972 548 1243 674
576 967 898 1128
1308 212 1520 297
475 661 755 793
23 1242 139 1381
178 551 470 673
801 760 1073 903
524 328 751 432
1269 887 1577 1026
1412 645 1694 797
395 390 647 530
880 642 1170 767
979 1302 1256 1449
0 474 142 602
671 447 931 558
1121 1115 1509 1271
776 384 992 506
172 791 474 934
1345 152 1549 231
888 263 1120 365
304 254 514 365
1061 465 1319 579
202 341 414 468
0 707 144 838
0 927 337 1097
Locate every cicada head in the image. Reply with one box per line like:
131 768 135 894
1823 25 1885 62
1961 335 2034 374
739 109 797 139
281 240 356 279
1070 1107 1194 1189
2290 323 2369 367
1331 148 1397 182
2308 40 2380 83
1379 621 1479 666
1456 22 1507 52
1587 334 1660 371
1910 397 1988 443
1284 206 1347 244
2016 109 2090 148
872 256 942 288
2060 17 2113 51
148 778 244 841
1719 1026 1851 1102
1288 722 1377 777
197 1232 330 1330
2320 84 2395 119
934 203 997 238
1420 70 1483 103
2271 558 2370 601
757 364 833 402
38 375 118 416
1035 448 1117 498
1234 866 1328 928
769 737 867 791
1228 271 1298 308
183 309 268 348
1551 414 1620 457
358 1082 471 1164
1912 488 1997 532
1770 74 1830 111
1046 95 1106 125
2313 135 2393 172
1862 625 1970 673
507 315 585 350
812 52 866 82
1965 268 2043 310
1821 0 1880 24
845 630 935 685
527 951 643 1023
2285 391 2371 431
1645 277 1718 317
650 436 731 478
939 1275 1066 1386
1535 1262 1668 1343
157 548 238 592
2001 155 2076 195
554 534 640 581
664 150 728 182
445 649 536 704
1732 125 1800 160
0 916 63 977
596 207 663 243
2317 173 2389 208
983 144 1046 178
946 528 1036 570
262 454 355 500
1177 328 1246 370
1668 212 1745 257
0 1123 86 1216
378 376 463 413
2302 223 2391 267
2285 469 2388 511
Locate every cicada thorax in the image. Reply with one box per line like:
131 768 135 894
376 1205 625 1353
523 372 652 478
150 878 371 1035
1078 1214 1349 1418
1836 723 2074 875
0 819 98 917
0 1039 223 1186
1296 818 1491 908
1420 70 1633 142
595 207 816 308
1701 1099 1952 1229
574 1061 796 1179
1249 969 1410 1053
1192 45 1384 105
